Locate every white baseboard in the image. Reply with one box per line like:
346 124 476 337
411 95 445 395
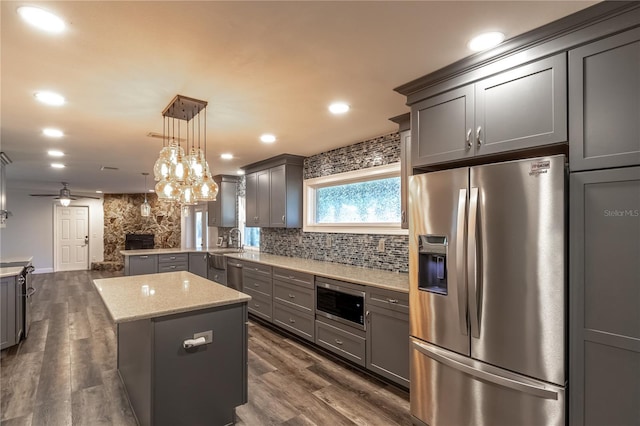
33 267 54 274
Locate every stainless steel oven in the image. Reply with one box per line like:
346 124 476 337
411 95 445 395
315 277 365 330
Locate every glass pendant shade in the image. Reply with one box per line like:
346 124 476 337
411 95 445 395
169 153 190 183
153 156 171 181
155 179 174 199
141 199 151 217
59 198 71 207
181 205 190 217
187 148 204 179
195 174 219 201
179 184 197 205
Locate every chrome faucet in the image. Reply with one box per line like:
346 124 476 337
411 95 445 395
229 228 242 251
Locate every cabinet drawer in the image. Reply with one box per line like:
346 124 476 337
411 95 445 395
208 268 227 286
272 267 313 289
273 302 314 342
367 287 409 313
315 319 366 367
273 279 314 313
242 261 272 277
245 289 272 321
243 273 272 297
158 262 188 273
158 253 188 263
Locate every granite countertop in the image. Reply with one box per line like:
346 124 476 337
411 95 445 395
93 271 251 323
0 256 34 264
120 247 241 256
0 267 25 278
226 252 410 293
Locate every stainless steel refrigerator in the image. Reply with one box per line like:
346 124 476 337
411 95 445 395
408 155 567 426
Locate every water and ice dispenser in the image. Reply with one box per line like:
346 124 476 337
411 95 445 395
418 235 448 295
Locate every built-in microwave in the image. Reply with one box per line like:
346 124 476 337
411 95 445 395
316 277 366 330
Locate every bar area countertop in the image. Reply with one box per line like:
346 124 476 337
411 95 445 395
0 267 25 278
93 271 251 323
226 252 409 293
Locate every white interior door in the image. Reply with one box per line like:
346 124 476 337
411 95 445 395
56 205 89 271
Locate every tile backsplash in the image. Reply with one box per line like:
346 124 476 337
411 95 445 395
259 131 409 273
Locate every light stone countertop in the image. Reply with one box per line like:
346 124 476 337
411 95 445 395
120 247 239 256
93 271 251 323
0 256 33 264
226 252 409 293
0 267 25 278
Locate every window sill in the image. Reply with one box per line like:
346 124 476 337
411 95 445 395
302 225 408 235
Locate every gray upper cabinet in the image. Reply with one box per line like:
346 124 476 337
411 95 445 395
243 154 304 228
400 130 411 229
412 85 474 167
207 175 238 228
411 54 567 168
569 27 640 171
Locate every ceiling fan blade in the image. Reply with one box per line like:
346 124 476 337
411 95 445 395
29 194 58 197
69 194 101 200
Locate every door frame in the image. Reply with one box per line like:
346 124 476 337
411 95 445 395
53 204 90 272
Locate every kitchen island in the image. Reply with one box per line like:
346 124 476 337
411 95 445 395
93 271 251 426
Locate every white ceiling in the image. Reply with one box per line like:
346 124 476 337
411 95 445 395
1 1 596 195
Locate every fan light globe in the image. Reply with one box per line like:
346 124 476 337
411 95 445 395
59 198 71 207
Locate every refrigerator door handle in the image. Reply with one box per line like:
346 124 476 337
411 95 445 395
456 188 468 336
411 339 559 400
467 187 481 338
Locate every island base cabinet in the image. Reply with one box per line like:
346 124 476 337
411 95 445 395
118 303 248 426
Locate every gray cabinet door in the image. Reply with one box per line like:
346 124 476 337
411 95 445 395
400 130 411 229
411 85 474 167
0 277 17 350
219 179 237 227
207 176 222 227
475 53 567 155
188 253 208 279
570 167 640 426
256 169 270 227
245 172 258 227
570 28 640 171
366 304 409 387
269 165 286 227
129 255 158 276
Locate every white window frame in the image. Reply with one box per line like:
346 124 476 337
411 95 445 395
303 163 407 235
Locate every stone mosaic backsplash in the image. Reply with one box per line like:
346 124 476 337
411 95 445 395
103 194 181 264
258 131 409 273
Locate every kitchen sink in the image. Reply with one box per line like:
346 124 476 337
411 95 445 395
207 249 242 270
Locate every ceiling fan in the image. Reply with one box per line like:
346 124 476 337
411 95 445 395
30 182 100 206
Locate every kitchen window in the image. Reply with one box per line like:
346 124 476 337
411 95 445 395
303 163 406 234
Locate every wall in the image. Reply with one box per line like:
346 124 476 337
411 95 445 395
103 193 181 264
260 132 409 273
0 188 104 273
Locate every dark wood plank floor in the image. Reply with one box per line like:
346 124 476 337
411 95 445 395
1 270 410 425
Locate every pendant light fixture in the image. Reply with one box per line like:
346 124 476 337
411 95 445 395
141 172 151 217
153 95 218 210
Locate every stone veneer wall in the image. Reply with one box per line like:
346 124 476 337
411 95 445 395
103 193 181 264
260 132 409 273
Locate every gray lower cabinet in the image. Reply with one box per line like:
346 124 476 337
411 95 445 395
315 318 366 367
412 53 567 168
208 267 227 286
272 267 315 341
570 167 640 426
0 276 17 350
157 253 188 273
569 27 640 171
366 288 409 387
207 175 238 227
125 255 158 276
118 303 248 426
188 252 208 278
243 261 273 320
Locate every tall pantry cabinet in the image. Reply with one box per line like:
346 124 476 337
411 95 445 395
569 27 640 426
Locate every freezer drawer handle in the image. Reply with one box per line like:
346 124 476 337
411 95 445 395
412 340 558 400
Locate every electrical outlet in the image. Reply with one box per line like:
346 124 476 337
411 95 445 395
326 236 332 247
298 236 303 244
377 238 385 252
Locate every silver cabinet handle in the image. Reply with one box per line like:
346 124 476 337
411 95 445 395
412 339 558 400
288 293 295 299
289 318 296 324
476 126 483 147
366 310 370 323
170 265 176 269
170 256 176 260
18 275 26 285
183 336 207 349
387 298 399 304
334 339 343 345
253 283 259 287
456 189 469 336
468 187 481 338
282 215 285 223
466 128 472 149
140 255 148 259
254 303 260 308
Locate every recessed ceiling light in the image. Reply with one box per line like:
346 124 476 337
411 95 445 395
468 31 505 52
17 6 66 33
95 190 103 194
220 153 233 160
51 163 65 168
329 102 350 114
260 134 276 143
35 91 65 106
148 189 155 193
237 170 245 175
47 150 64 157
43 128 63 138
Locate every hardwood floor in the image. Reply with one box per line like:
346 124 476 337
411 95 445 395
1 271 410 426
